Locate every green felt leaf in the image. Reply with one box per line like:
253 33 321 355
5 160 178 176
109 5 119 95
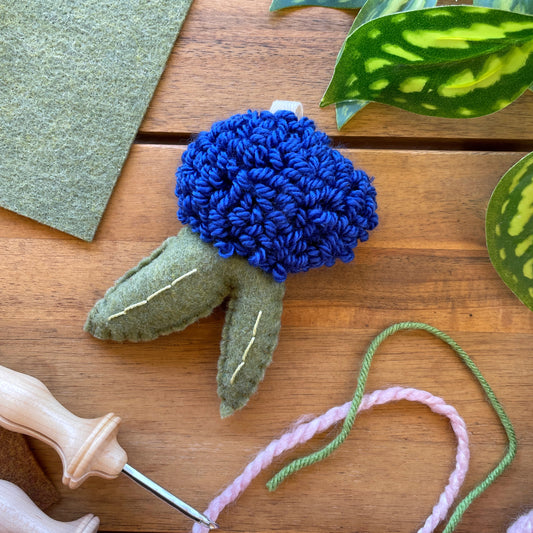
335 0 438 127
269 0 365 11
486 151 533 311
322 6 533 118
473 0 533 14
85 227 285 416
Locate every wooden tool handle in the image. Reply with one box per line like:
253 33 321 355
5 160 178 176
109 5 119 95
0 365 127 488
0 480 100 533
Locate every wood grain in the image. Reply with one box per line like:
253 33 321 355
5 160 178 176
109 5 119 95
1 145 532 532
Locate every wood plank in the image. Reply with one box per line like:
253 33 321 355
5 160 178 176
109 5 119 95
0 145 531 532
140 0 533 142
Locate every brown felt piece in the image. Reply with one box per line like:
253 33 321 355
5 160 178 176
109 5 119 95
0 427 59 510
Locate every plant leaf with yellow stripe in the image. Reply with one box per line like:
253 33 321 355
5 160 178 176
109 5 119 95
269 0 364 11
322 6 533 118
486 151 533 311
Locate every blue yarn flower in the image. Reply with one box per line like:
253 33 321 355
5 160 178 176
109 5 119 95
86 108 379 417
176 110 378 282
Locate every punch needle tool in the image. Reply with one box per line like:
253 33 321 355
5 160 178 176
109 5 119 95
0 364 218 530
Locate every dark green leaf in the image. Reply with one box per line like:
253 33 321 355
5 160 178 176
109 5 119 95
473 0 533 14
322 6 533 118
486 151 533 311
270 0 365 11
335 0 437 127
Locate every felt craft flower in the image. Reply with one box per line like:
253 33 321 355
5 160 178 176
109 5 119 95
85 107 378 417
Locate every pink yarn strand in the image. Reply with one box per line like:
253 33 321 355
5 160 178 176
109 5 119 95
192 386 470 533
508 510 533 533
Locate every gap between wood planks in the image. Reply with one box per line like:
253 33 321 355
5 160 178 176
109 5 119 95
135 133 533 153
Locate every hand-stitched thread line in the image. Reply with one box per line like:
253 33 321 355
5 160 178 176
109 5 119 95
266 321 517 533
191 386 470 533
107 268 198 321
230 310 263 384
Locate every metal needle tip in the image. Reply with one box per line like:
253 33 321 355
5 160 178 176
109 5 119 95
122 464 218 529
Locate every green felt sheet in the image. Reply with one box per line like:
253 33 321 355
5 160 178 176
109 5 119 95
0 0 193 240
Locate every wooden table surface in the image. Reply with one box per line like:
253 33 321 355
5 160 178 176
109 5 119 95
1 1 533 532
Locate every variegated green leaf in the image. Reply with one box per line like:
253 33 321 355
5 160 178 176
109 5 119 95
269 0 364 11
322 6 533 118
335 0 437 128
486 151 533 311
473 0 533 14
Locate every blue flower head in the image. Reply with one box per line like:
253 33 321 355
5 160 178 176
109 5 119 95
176 110 378 282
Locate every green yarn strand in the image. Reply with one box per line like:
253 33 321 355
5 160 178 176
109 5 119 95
266 321 517 533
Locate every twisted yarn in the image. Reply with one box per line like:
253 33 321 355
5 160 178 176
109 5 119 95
191 322 517 532
191 386 469 533
267 322 516 533
176 110 378 282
